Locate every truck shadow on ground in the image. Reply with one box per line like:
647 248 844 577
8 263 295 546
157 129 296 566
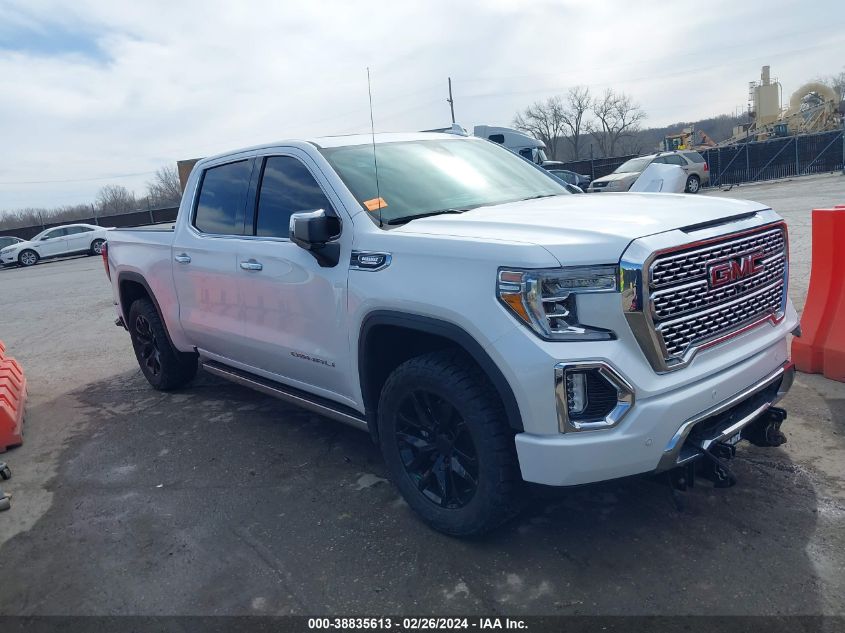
0 370 827 615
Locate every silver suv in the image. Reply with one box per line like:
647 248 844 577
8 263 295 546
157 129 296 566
588 150 710 194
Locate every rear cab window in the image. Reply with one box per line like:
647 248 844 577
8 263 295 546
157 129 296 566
193 160 252 235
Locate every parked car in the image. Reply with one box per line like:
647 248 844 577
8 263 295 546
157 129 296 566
0 236 23 261
588 150 710 193
0 223 110 267
104 132 795 536
546 168 591 190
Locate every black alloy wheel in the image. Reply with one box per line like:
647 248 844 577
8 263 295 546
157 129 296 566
133 313 162 377
378 350 522 535
395 389 478 509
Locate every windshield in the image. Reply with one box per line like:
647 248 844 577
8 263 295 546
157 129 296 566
319 138 568 225
614 157 651 173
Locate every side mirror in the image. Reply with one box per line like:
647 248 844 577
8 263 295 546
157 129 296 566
289 209 341 267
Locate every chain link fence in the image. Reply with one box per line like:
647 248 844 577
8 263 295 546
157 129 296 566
699 129 843 187
553 129 845 187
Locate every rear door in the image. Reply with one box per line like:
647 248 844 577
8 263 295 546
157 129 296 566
171 157 254 360
64 226 95 253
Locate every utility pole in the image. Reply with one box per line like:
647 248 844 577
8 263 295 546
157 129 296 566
447 77 455 124
841 112 844 175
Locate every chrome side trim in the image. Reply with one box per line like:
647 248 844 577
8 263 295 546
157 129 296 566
202 360 369 432
554 361 634 433
655 360 794 471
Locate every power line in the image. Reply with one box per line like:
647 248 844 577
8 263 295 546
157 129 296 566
0 170 156 186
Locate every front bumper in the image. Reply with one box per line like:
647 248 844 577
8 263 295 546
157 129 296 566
0 254 17 265
514 343 794 487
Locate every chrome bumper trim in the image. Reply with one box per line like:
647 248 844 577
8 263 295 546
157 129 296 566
655 360 794 472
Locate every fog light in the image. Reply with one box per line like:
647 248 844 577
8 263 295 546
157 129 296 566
555 362 634 432
566 371 588 415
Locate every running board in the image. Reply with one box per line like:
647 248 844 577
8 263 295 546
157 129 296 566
201 360 369 432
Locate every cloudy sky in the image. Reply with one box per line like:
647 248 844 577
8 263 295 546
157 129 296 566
0 0 842 211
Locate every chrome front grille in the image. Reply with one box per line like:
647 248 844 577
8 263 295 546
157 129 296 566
650 252 785 320
621 220 789 372
657 282 785 357
650 229 785 288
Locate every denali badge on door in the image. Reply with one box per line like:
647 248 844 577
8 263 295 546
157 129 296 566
350 251 392 271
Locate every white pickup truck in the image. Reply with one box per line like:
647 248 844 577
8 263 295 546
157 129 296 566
104 132 798 535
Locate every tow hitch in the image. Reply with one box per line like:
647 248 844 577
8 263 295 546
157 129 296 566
742 407 787 447
664 407 788 508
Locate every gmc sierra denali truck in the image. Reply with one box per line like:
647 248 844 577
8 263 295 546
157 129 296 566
104 132 797 535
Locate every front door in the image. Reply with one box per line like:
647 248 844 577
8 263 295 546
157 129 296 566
34 228 68 257
235 152 354 403
171 157 253 361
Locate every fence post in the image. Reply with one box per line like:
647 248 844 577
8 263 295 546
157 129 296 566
589 144 595 182
795 137 800 177
745 143 750 181
91 204 99 226
147 199 154 224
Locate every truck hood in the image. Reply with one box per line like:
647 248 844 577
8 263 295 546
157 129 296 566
395 192 768 266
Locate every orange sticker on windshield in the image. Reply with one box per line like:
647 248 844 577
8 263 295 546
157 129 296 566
363 197 387 212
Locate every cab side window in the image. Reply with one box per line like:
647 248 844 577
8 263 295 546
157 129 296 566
194 160 251 235
254 156 335 239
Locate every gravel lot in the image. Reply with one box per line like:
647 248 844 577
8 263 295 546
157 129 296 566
0 175 843 616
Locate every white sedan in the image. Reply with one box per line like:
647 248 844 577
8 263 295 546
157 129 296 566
0 223 111 267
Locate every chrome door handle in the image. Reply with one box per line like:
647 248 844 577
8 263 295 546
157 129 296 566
174 253 191 264
240 259 263 271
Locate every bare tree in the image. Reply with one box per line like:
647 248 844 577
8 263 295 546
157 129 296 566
512 96 566 160
0 204 93 231
97 184 136 214
588 89 646 157
559 86 592 160
828 68 845 100
146 165 182 208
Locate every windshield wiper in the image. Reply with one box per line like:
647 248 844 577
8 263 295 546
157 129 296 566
386 208 468 226
520 193 564 201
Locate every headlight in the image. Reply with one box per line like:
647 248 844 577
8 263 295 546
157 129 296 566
496 266 617 341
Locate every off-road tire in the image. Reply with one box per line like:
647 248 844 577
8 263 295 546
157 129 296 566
378 350 522 536
685 174 701 193
128 298 198 390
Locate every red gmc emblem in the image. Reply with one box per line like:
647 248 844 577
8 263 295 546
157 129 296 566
708 251 765 288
